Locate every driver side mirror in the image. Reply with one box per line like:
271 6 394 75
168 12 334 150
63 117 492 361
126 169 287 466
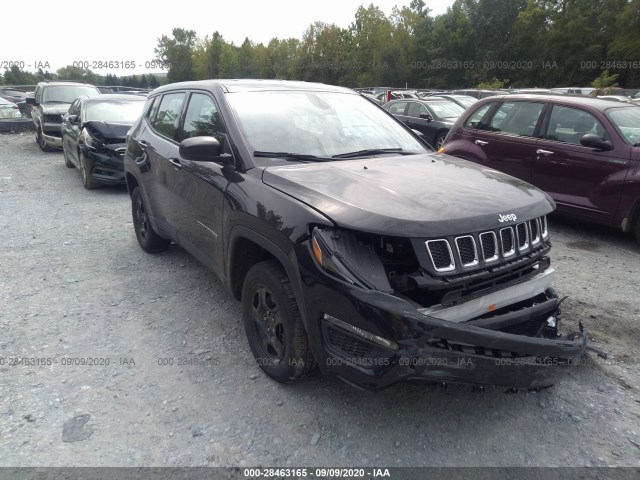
179 136 233 165
580 133 613 151
419 113 433 122
67 114 79 125
25 97 37 106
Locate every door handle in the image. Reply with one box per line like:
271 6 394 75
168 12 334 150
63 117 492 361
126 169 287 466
536 149 554 156
168 157 182 169
475 140 488 146
138 140 149 151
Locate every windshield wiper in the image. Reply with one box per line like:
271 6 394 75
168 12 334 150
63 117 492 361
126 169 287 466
331 148 417 159
253 151 332 162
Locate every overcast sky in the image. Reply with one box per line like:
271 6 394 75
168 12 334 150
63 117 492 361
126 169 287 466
4 0 455 75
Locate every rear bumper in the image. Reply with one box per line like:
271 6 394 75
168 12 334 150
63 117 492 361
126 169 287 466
295 243 587 390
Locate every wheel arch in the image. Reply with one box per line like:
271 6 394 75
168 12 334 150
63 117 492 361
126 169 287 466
227 226 304 308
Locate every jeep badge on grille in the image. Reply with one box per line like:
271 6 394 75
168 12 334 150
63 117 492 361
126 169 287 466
498 213 517 223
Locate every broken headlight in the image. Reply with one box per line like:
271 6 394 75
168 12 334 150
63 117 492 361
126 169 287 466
310 228 393 292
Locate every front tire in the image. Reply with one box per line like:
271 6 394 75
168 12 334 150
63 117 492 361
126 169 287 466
434 131 447 150
36 123 52 152
242 260 316 383
79 149 99 190
635 218 640 245
62 138 75 168
131 186 170 253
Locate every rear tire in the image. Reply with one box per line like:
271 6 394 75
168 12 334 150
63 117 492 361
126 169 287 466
242 260 316 383
131 186 170 253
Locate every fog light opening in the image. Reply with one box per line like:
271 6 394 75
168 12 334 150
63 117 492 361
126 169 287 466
323 314 399 351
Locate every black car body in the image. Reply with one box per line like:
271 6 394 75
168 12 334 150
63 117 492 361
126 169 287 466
26 81 101 151
382 97 465 149
61 94 145 189
124 80 586 390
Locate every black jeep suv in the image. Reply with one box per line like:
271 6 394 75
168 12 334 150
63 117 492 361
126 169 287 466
124 80 586 390
26 81 101 151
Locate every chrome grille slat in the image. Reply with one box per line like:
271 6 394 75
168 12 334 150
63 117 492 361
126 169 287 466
516 222 529 251
455 235 479 268
500 227 516 257
426 239 455 272
530 218 541 245
479 231 499 262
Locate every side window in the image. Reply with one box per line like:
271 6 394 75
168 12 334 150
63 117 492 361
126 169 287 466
489 101 544 137
406 102 422 118
68 99 81 116
144 96 158 122
152 93 186 140
178 93 226 141
544 105 609 145
387 101 408 115
464 102 495 130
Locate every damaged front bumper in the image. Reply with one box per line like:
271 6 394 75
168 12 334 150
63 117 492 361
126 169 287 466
295 243 587 391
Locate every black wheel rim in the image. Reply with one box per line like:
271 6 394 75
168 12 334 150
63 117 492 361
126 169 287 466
134 197 148 239
250 284 285 361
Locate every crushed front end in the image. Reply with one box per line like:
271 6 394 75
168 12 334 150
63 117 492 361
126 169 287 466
296 216 587 390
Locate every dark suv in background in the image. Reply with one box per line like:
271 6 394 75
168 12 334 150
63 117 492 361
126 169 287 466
442 95 640 242
26 81 101 151
124 80 586 390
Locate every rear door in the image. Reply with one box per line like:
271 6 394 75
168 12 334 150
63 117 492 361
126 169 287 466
463 100 546 183
143 91 188 235
532 104 630 221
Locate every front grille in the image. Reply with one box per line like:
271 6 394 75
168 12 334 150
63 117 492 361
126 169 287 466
426 240 455 272
424 216 548 274
327 326 375 358
43 114 62 123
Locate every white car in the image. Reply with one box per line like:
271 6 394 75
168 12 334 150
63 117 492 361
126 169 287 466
0 97 23 119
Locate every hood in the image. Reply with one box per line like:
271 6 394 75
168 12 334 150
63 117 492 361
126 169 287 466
262 153 555 237
41 104 71 115
83 121 132 143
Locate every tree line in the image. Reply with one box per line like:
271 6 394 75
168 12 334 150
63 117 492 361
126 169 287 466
0 65 161 89
154 0 640 89
3 0 639 89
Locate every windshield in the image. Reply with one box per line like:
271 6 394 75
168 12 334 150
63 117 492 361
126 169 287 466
427 101 465 119
42 85 100 103
86 101 145 123
605 107 640 146
226 91 426 159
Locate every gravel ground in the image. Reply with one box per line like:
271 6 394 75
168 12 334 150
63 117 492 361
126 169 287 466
1 132 639 467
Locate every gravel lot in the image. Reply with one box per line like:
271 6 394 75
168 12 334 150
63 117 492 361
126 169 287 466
1 132 639 468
